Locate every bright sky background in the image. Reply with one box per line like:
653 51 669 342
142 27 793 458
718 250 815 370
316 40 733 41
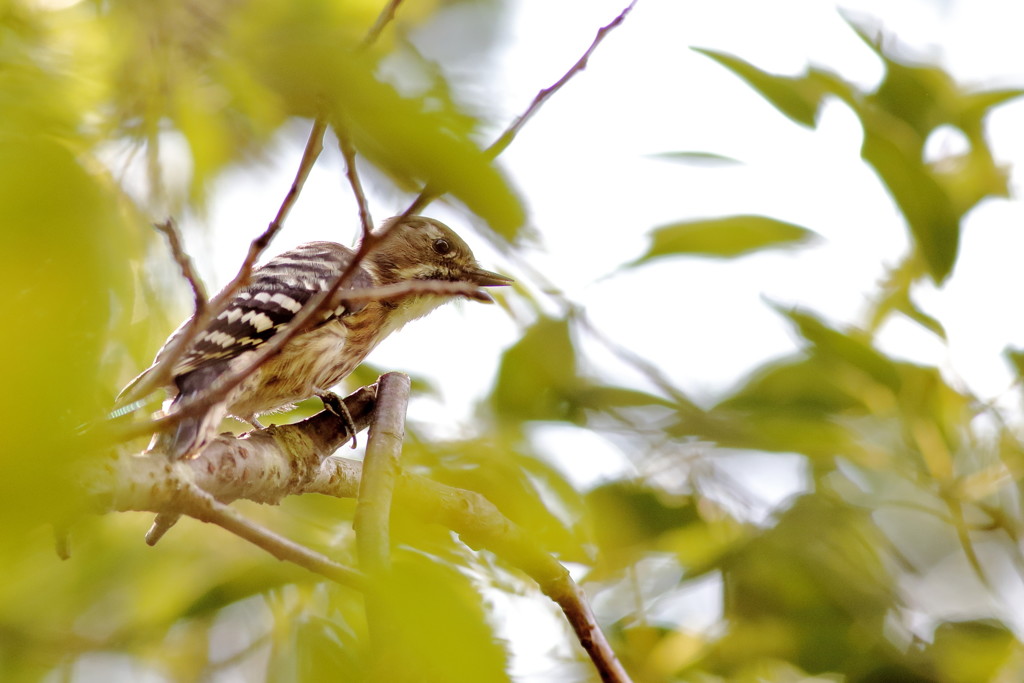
131 1 1024 676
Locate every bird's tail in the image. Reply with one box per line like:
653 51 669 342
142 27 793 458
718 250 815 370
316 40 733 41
148 366 230 460
149 397 228 460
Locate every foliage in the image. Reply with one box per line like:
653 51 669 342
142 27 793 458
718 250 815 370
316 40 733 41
2 2 1023 683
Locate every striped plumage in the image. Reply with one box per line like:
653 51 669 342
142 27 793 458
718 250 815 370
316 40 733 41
120 216 511 459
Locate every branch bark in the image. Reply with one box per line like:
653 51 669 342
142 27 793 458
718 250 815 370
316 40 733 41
354 372 409 575
96 382 631 682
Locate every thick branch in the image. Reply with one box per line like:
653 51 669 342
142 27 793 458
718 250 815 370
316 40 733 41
354 372 410 575
97 382 630 681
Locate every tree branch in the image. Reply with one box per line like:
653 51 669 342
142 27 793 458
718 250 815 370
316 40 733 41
353 372 410 652
336 118 375 239
354 372 409 575
181 482 365 590
96 382 631 682
154 218 207 315
359 0 405 51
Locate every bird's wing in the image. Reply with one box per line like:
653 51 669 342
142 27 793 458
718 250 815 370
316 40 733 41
170 241 372 378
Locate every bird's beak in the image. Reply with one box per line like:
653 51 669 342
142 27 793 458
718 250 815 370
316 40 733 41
462 266 514 303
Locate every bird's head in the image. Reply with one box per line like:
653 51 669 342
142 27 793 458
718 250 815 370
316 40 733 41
367 216 513 303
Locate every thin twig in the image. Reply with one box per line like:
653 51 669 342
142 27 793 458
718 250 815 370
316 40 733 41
405 0 638 216
120 120 328 405
182 483 365 590
359 0 405 51
154 218 207 314
336 118 375 239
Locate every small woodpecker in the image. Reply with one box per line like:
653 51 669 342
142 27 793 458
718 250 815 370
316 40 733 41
119 215 512 459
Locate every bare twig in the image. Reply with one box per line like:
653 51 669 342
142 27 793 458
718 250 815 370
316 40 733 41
120 119 328 405
336 119 375 239
406 0 638 216
354 372 410 575
154 218 208 314
359 0 405 51
182 483 365 590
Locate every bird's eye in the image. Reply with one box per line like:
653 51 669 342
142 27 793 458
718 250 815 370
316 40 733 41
432 238 452 255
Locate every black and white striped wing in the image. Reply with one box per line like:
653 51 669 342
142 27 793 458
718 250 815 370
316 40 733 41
171 241 372 378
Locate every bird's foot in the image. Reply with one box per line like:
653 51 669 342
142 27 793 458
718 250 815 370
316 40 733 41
318 391 358 449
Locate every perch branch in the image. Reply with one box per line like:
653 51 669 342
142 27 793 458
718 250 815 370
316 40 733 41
97 383 630 681
353 372 410 650
354 372 410 575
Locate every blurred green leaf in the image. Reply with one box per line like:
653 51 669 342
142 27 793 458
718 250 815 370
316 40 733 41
226 2 525 239
0 138 134 544
709 495 901 679
866 255 946 338
408 437 589 561
844 15 1018 283
491 316 580 422
574 386 677 410
928 619 1017 683
294 616 366 683
365 552 509 682
629 215 817 265
588 482 699 550
776 306 901 392
1004 347 1024 379
693 48 826 127
717 355 865 416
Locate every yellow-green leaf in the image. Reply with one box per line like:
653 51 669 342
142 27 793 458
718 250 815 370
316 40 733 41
630 215 816 265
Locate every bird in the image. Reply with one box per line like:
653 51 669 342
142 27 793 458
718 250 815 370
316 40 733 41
119 215 512 459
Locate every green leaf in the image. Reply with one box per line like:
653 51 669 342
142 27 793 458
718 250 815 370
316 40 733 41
366 552 510 682
586 481 701 553
491 316 579 422
227 2 525 239
775 306 901 392
843 14 1020 283
630 215 817 265
1004 347 1024 379
407 437 589 561
867 255 946 339
574 386 677 410
717 355 865 416
859 117 961 283
693 48 825 128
